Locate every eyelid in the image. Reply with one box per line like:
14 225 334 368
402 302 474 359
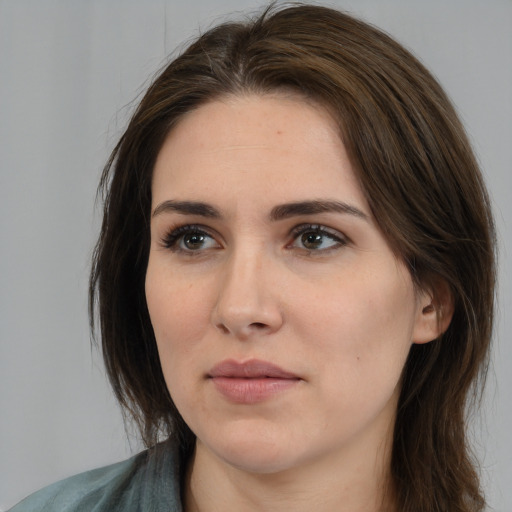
159 223 222 251
287 223 349 250
289 223 347 239
158 222 349 254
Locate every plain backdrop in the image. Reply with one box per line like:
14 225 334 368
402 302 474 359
1 1 511 510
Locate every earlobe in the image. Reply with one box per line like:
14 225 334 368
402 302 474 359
412 282 454 344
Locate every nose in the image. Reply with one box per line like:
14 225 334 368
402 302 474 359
211 248 284 340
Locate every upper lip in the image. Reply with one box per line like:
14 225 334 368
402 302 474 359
208 359 299 379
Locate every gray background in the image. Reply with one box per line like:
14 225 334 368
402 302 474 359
1 0 511 510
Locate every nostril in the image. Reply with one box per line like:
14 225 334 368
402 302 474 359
216 323 230 334
250 322 267 330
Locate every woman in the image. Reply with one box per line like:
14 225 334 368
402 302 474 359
10 3 496 512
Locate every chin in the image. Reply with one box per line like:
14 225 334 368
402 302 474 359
220 447 300 475
198 423 305 475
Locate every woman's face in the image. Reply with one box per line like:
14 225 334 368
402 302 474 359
146 94 428 475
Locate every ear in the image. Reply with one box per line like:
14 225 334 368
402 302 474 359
412 279 454 344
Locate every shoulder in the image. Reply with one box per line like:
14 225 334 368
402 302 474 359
8 444 183 512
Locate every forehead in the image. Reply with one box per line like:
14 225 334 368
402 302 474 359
151 94 368 214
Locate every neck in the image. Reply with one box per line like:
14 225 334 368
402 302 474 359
184 436 396 512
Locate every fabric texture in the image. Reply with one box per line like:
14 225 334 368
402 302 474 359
8 444 183 512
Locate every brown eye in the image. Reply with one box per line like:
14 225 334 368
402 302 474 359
290 225 347 252
162 225 220 253
183 233 209 250
301 232 324 250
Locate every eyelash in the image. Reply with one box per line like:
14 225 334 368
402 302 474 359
288 224 348 253
160 224 217 253
160 223 348 254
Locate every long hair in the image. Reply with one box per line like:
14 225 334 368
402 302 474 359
90 4 496 511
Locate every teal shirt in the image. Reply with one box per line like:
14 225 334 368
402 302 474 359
8 445 183 511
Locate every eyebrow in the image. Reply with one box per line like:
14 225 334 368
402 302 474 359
152 200 221 218
152 199 368 222
269 200 368 222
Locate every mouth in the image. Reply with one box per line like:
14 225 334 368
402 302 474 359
207 359 301 404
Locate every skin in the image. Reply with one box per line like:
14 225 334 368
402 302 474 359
145 94 441 512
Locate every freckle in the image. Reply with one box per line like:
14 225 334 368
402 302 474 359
276 130 282 135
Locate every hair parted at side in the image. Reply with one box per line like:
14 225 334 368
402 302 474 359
89 3 496 511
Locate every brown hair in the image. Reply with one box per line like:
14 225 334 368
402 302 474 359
90 4 496 511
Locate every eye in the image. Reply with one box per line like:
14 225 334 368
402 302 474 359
161 225 220 253
289 224 347 252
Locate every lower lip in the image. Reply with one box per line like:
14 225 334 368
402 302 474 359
211 377 299 404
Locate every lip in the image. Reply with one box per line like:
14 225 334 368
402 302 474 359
208 359 301 404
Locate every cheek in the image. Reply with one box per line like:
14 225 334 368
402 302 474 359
147 262 202 335
145 268 214 417
145 263 212 377
296 265 417 383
